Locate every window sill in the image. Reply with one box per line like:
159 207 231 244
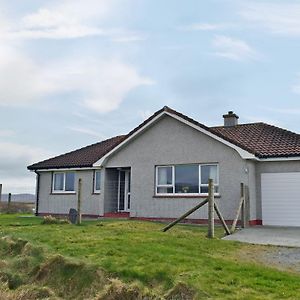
92 192 101 195
153 194 221 199
51 191 76 195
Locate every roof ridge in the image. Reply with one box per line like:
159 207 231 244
210 122 264 129
259 122 300 137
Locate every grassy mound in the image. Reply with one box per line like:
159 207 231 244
0 236 179 299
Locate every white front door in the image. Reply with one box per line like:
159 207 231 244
261 172 300 226
118 170 131 212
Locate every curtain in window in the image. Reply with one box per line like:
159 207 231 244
208 165 218 183
158 167 172 185
54 173 64 190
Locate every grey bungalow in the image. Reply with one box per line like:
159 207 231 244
28 106 300 226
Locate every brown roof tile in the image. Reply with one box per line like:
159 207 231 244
27 135 126 170
210 123 300 158
28 106 300 170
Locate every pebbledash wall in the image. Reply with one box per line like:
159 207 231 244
38 170 103 216
104 115 258 222
36 115 300 223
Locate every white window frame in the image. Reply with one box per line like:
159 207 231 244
156 166 175 194
94 170 101 194
199 164 219 195
155 164 219 196
52 171 76 194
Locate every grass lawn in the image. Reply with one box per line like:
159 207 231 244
0 214 299 299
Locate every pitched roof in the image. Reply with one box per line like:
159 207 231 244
210 123 300 159
28 106 300 170
27 135 126 170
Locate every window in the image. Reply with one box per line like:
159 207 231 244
175 165 199 193
156 164 219 195
156 166 173 194
52 172 75 193
200 165 219 194
94 170 101 193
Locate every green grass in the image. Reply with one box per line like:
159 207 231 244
0 214 300 299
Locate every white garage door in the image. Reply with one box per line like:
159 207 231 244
262 173 300 226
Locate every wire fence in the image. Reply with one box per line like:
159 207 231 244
0 184 36 213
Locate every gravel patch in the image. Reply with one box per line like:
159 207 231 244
261 247 300 273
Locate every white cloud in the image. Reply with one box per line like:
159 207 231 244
0 0 113 40
67 126 106 139
138 110 153 120
179 23 233 31
0 142 53 193
0 45 56 106
239 2 300 37
0 176 36 194
0 45 153 112
0 1 152 112
0 129 14 137
0 0 143 41
76 59 154 113
111 34 146 43
212 35 259 61
0 142 52 167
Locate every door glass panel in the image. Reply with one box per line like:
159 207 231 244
127 194 130 210
127 172 131 210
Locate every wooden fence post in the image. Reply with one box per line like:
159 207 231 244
240 183 247 228
77 178 82 225
8 193 11 213
231 183 245 233
0 184 2 202
207 179 214 238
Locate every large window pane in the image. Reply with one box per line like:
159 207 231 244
54 173 64 191
65 172 75 191
175 165 199 193
95 171 101 191
157 167 172 185
201 165 218 184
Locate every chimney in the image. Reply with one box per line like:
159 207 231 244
223 111 239 127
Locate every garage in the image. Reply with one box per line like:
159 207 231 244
261 173 300 226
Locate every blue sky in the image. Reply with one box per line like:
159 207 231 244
1 0 300 193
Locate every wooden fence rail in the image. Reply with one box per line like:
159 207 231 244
162 179 233 238
162 198 208 232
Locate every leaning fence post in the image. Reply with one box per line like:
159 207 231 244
207 179 214 238
8 193 11 213
77 178 82 225
240 183 247 228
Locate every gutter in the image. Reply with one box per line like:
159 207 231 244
34 171 40 216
